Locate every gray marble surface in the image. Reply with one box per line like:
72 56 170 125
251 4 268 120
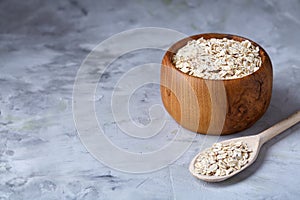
1 0 300 199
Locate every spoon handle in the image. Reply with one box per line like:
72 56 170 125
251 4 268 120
258 110 300 144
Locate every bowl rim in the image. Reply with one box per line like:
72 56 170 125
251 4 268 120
162 33 272 82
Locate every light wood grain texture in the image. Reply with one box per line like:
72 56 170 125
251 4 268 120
161 33 273 135
189 110 300 182
258 110 300 144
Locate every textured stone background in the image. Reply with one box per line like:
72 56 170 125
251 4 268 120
0 0 300 199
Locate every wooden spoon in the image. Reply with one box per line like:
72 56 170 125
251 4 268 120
189 110 300 182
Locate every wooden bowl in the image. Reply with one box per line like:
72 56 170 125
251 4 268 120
160 33 273 135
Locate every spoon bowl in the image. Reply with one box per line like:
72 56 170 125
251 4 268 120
189 135 261 182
